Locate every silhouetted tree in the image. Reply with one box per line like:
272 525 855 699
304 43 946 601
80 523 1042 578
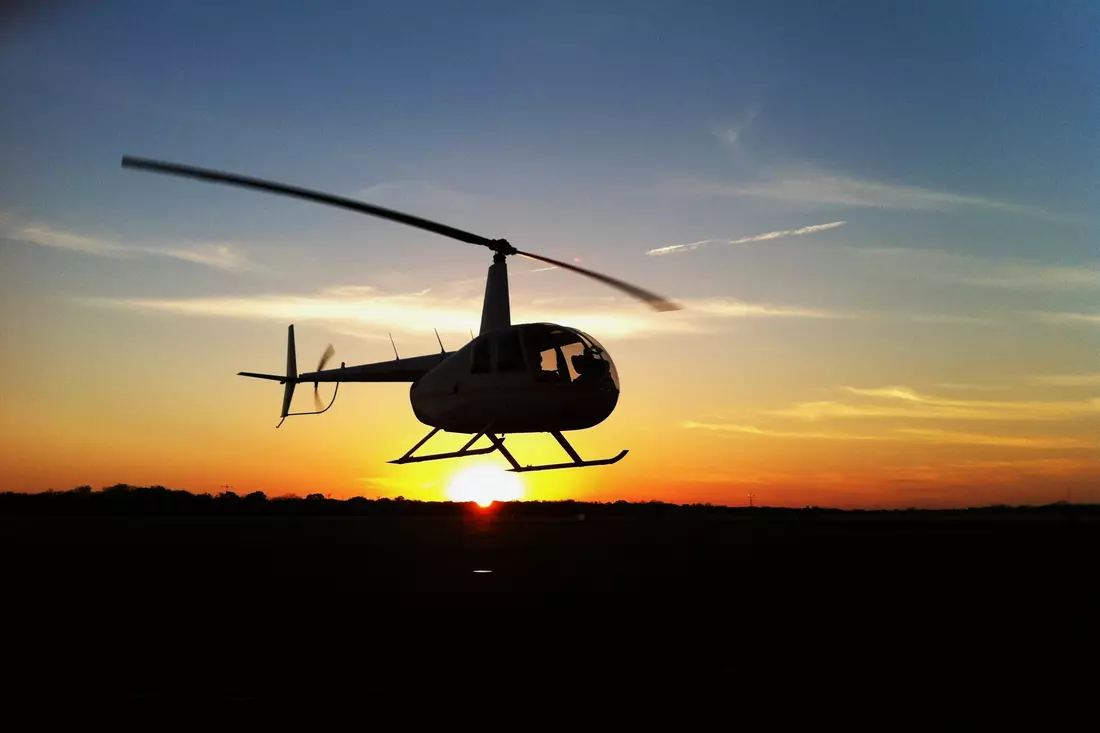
0 484 1096 520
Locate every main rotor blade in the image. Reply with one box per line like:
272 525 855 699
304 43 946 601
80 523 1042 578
121 156 680 312
516 250 681 312
121 156 501 250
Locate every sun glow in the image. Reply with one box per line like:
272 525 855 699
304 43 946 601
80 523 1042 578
446 464 525 507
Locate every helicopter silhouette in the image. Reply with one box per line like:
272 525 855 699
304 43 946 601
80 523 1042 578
121 156 681 472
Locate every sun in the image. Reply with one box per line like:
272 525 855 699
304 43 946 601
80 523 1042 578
446 464 525 507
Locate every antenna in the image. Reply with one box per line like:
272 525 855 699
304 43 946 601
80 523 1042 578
434 328 445 353
389 333 400 360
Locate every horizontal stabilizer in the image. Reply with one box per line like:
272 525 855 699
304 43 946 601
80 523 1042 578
238 371 288 383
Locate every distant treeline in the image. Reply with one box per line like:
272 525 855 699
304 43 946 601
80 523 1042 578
0 484 1095 518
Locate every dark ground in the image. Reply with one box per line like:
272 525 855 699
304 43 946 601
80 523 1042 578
3 504 1097 697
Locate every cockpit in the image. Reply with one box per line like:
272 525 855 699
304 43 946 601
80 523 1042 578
469 323 619 390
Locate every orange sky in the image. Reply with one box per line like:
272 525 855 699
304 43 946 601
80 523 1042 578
1 290 1096 508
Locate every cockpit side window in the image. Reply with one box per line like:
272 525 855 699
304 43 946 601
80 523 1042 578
559 341 586 382
471 339 491 374
523 325 567 382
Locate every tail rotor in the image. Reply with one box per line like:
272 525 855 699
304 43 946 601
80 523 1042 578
313 343 335 410
238 325 338 427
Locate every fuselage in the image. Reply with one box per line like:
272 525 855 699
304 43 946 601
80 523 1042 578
410 322 620 434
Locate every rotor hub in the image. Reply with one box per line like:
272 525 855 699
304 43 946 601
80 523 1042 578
489 238 517 256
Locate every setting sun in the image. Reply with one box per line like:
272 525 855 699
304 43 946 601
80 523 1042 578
446 465 525 507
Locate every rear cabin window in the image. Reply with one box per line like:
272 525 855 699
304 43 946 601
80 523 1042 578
495 331 526 372
471 339 491 373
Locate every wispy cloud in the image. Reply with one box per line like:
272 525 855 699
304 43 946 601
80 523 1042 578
935 382 1009 392
680 421 890 441
952 265 1100 289
854 247 1100 294
1 215 130 257
668 170 1055 219
936 457 1100 476
937 375 1100 391
900 314 994 326
712 106 760 151
78 289 846 341
321 285 378 297
893 428 1094 450
682 420 1093 450
686 297 845 319
84 290 484 335
771 400 1098 422
1030 311 1100 326
771 386 1100 422
1 215 256 272
80 283 1007 340
357 475 435 494
1029 373 1100 387
860 248 1100 290
647 220 846 256
154 242 255 272
675 457 1099 503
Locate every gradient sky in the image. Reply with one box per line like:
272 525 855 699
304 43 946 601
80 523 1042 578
1 0 1097 507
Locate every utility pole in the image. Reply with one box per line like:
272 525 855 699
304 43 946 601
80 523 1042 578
748 492 756 508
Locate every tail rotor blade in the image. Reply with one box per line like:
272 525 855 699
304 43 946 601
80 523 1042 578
317 343 335 371
314 344 335 411
515 250 681 312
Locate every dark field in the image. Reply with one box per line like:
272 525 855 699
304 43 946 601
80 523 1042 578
4 506 1098 695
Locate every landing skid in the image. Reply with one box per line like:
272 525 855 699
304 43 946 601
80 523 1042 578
388 427 627 472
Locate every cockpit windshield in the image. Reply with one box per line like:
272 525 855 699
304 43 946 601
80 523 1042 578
520 324 619 389
574 329 619 388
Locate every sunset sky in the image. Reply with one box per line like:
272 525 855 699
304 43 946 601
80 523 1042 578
1 0 1097 508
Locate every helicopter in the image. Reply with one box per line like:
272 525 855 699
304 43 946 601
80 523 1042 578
121 156 681 472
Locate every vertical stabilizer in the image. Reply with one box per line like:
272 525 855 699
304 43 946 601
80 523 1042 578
281 324 298 419
286 325 297 380
479 253 511 335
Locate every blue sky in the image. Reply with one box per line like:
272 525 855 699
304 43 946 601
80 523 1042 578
4 0 1094 317
1 1 1097 504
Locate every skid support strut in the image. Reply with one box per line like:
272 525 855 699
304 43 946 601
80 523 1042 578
488 430 628 473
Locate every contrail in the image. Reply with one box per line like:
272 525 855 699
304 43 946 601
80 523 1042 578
648 220 846 256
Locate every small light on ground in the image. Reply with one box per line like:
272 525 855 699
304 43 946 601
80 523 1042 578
473 569 492 574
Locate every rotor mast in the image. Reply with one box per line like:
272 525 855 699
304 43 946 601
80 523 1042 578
479 252 511 335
